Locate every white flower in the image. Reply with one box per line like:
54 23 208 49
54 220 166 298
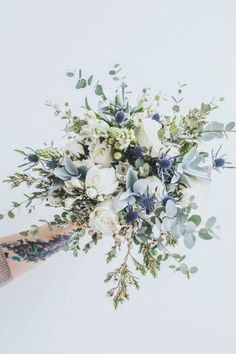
78 111 109 142
71 177 83 189
136 118 162 157
132 112 147 127
47 195 62 207
89 141 113 166
63 140 84 157
85 165 118 198
89 200 120 236
115 161 131 181
64 177 84 195
65 197 77 209
163 145 180 158
86 187 98 199
73 158 94 170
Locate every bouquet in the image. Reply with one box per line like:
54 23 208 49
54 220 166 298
1 64 235 308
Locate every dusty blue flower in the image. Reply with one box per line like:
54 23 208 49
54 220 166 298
115 111 125 123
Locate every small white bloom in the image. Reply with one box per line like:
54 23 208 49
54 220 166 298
136 118 162 157
63 140 84 157
89 141 113 166
73 158 94 170
70 177 83 189
89 200 120 236
115 161 131 181
85 165 118 198
47 195 62 207
78 112 109 142
132 112 147 127
64 180 76 195
86 187 98 199
65 197 77 209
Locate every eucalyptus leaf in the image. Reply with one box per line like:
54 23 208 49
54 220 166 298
165 199 177 218
184 232 196 249
199 228 213 240
205 216 216 229
88 75 93 85
180 263 188 274
225 121 235 131
76 79 87 89
8 211 15 219
190 266 198 273
95 84 104 96
188 214 201 226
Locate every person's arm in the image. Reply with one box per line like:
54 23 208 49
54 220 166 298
0 224 75 287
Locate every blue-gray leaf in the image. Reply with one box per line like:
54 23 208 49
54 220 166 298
205 216 216 229
165 199 177 218
126 168 138 191
184 232 196 249
64 156 78 176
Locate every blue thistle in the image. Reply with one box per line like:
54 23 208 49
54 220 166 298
115 111 125 123
27 154 39 163
156 155 175 181
137 195 155 214
212 146 234 171
132 145 143 159
157 157 173 169
125 206 139 224
213 157 225 169
152 113 161 122
46 160 58 170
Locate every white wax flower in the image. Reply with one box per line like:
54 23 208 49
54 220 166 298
85 165 118 198
65 197 77 209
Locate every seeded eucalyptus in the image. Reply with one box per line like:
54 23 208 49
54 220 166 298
1 65 235 308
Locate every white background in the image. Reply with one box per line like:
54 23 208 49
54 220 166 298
0 1 236 353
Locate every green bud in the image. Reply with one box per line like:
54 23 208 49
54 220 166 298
114 151 122 160
108 138 114 144
114 142 121 149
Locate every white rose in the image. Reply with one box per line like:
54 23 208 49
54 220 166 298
89 200 120 236
85 165 118 198
63 140 84 157
89 141 113 166
136 118 162 157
